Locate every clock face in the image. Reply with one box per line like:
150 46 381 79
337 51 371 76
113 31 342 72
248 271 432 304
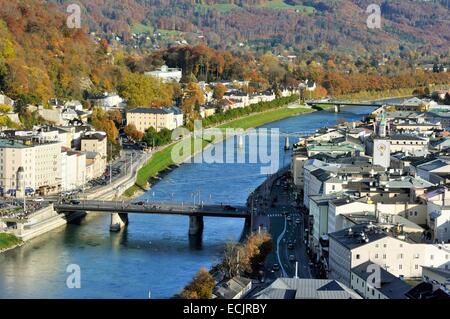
377 143 386 155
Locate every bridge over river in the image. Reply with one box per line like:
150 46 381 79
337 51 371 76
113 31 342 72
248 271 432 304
54 199 250 235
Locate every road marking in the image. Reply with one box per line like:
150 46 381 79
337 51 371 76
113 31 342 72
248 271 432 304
276 217 288 277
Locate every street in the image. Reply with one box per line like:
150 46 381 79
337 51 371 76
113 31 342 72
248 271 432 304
251 172 313 282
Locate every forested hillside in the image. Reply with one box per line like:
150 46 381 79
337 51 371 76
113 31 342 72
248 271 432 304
0 0 124 105
48 0 450 56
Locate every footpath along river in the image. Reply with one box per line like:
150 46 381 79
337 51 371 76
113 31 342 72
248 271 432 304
0 101 397 298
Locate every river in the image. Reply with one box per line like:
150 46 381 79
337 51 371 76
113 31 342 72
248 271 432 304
0 102 398 298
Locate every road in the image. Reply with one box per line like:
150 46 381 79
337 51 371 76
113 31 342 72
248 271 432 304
251 172 313 283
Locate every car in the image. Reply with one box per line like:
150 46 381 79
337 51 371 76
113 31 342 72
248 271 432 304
289 255 296 262
70 200 80 205
288 243 294 250
33 197 44 202
295 218 301 224
286 216 292 222
272 263 280 271
135 201 144 205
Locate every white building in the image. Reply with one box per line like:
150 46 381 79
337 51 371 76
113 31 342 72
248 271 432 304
60 149 86 191
0 138 62 194
89 93 125 111
0 94 14 106
350 261 412 299
145 65 182 83
328 224 450 287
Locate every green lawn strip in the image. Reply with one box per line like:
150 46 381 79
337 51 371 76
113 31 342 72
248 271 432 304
218 106 312 130
0 233 22 251
125 138 209 196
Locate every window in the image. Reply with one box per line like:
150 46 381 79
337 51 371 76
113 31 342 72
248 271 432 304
356 254 360 260
383 254 386 259
383 244 387 248
431 255 434 260
415 265 419 270
399 264 402 270
375 254 379 259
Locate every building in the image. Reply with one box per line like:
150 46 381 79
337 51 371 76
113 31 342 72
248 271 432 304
145 65 182 83
306 141 365 157
0 94 14 106
126 107 183 133
0 138 62 195
421 266 450 292
253 278 361 299
80 132 107 179
60 148 86 191
213 277 252 299
350 261 412 299
89 93 125 111
328 223 450 287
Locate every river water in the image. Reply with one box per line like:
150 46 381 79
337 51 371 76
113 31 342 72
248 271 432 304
0 103 388 298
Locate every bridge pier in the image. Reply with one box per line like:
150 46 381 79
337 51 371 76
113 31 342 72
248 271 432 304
189 216 204 236
110 212 129 232
334 105 341 113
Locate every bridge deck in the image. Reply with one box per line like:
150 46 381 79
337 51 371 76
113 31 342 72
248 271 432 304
54 200 249 218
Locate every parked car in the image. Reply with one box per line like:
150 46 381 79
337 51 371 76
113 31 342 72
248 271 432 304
70 200 80 205
288 243 294 250
272 263 280 271
289 255 296 262
33 197 44 202
295 218 301 224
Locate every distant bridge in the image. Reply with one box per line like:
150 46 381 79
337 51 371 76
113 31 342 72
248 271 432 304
54 200 249 235
305 100 386 112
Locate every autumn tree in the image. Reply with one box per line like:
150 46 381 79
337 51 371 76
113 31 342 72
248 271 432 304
213 83 226 100
182 82 205 129
220 232 273 279
180 268 216 299
124 123 144 141
118 73 174 108
91 107 119 143
107 109 123 127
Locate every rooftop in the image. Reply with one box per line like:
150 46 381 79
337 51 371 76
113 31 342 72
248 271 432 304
253 278 361 299
127 107 173 114
329 223 388 250
352 261 412 299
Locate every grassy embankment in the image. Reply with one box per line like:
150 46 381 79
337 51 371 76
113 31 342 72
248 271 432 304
0 233 22 251
124 105 311 197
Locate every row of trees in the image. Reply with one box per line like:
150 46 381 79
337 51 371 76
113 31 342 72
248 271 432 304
202 94 298 127
124 124 173 148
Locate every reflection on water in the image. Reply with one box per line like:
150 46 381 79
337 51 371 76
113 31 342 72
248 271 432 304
0 105 378 298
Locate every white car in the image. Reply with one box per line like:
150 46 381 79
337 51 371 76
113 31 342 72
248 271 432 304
33 197 44 202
